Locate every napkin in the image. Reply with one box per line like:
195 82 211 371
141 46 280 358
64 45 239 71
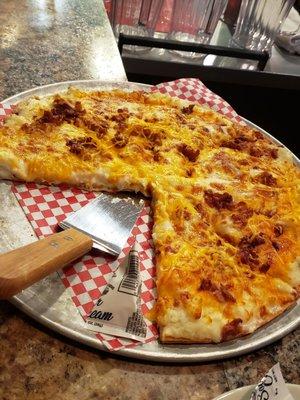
250 363 295 400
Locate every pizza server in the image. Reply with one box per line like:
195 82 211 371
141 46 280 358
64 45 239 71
0 192 143 299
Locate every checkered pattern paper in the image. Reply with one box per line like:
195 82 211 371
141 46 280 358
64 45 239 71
154 78 244 124
0 103 14 122
2 78 244 351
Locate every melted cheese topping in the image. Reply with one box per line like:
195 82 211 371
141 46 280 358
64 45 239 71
0 88 299 343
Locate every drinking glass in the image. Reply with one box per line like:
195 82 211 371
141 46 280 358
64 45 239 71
153 0 174 39
231 0 296 53
168 0 228 58
139 0 164 33
112 0 144 39
110 0 164 52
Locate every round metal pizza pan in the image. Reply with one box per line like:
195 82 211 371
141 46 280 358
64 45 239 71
0 80 299 363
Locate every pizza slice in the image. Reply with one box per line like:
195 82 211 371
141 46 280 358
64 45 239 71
152 179 299 342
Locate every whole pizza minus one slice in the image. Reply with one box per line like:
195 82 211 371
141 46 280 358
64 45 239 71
0 87 299 343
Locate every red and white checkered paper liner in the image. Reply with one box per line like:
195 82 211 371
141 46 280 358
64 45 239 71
2 78 244 351
152 78 243 124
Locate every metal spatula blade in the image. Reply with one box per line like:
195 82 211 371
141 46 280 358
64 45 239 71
59 192 144 256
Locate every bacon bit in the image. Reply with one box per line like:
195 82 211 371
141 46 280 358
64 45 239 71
131 125 164 146
155 248 161 257
239 233 265 248
52 97 85 122
199 278 217 292
244 271 255 279
180 292 190 303
234 125 257 139
182 104 195 114
176 112 186 123
66 136 97 155
83 118 108 138
117 121 127 132
272 241 281 251
265 209 276 218
231 202 253 227
221 134 254 151
239 249 259 267
173 222 184 234
215 285 236 303
194 310 202 319
194 202 204 214
254 130 264 140
24 97 87 134
130 125 143 136
216 239 222 246
164 245 177 254
251 234 266 247
39 110 57 125
191 186 202 195
270 148 278 159
186 167 195 177
142 127 151 136
199 280 236 303
260 305 268 317
238 233 266 268
221 318 243 341
260 262 271 273
182 210 190 220
153 151 161 162
250 146 278 159
177 143 200 162
204 190 233 210
274 224 283 237
173 299 180 307
221 138 243 151
117 107 128 113
21 123 30 132
111 109 129 122
148 131 163 146
256 172 277 186
111 132 128 148
249 146 263 157
74 101 82 111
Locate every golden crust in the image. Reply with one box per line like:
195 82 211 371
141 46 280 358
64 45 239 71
1 88 299 343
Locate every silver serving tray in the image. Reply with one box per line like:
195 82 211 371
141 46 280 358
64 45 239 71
0 80 299 363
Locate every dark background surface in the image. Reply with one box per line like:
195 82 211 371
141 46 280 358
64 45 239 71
128 72 300 158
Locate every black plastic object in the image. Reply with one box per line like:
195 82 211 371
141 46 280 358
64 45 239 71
118 33 269 71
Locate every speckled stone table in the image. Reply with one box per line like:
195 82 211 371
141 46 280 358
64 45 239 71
0 1 299 399
0 302 299 400
0 0 126 100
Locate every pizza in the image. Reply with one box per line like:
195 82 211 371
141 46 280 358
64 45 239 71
0 87 299 343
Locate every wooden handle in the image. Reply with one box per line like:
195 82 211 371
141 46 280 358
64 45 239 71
0 228 93 299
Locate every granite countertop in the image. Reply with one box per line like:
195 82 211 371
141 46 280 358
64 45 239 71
0 1 299 399
0 302 299 400
0 0 126 100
